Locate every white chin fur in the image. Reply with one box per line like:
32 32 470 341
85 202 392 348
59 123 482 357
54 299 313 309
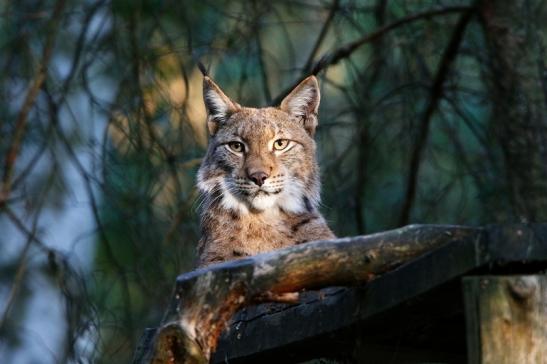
215 177 309 214
250 193 277 211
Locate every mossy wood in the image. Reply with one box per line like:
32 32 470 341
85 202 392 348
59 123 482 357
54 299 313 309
136 224 476 363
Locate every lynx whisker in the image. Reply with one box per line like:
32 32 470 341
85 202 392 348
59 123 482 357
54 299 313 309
195 183 224 213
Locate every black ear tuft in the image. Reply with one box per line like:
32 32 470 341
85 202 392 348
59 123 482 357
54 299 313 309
197 61 208 77
203 77 240 135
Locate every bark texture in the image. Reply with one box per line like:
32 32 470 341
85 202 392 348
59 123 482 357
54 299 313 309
464 276 547 364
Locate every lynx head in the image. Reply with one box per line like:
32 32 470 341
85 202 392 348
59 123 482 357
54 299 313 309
197 75 322 215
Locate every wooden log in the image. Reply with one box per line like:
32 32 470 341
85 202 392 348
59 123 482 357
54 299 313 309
138 224 478 364
463 275 547 364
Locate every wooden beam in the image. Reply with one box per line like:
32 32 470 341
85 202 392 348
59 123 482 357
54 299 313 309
463 275 547 364
214 228 482 362
136 225 478 363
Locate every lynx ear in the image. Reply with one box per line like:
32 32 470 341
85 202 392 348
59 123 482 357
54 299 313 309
203 76 240 135
280 76 320 136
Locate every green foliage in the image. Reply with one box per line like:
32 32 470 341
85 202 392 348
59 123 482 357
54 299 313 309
1 0 547 362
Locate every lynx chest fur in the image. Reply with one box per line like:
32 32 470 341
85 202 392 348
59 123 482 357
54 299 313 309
196 75 335 267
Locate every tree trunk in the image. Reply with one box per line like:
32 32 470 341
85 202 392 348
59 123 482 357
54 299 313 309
480 0 547 221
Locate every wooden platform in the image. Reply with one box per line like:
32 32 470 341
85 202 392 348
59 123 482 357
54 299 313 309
212 224 547 363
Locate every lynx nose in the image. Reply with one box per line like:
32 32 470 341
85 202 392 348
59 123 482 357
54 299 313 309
249 171 269 186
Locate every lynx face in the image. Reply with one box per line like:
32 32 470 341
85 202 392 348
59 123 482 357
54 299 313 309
197 76 322 215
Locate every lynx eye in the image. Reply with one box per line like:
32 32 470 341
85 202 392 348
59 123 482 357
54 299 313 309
273 139 290 151
227 141 244 153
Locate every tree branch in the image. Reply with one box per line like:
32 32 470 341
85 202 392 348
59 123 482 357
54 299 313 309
398 6 476 226
271 5 472 106
302 0 340 74
0 0 66 206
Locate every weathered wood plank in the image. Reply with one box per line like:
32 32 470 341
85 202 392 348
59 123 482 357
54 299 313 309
214 231 482 362
214 224 547 363
137 224 479 363
484 224 547 263
463 275 547 364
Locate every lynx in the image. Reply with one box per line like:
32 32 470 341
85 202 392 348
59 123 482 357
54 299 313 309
196 74 335 267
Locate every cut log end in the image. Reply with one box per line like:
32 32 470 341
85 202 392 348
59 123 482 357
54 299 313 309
150 323 207 364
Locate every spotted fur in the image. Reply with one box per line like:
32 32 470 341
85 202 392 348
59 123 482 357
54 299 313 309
196 75 335 267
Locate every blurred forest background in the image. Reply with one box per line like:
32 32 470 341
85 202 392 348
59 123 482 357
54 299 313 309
1 0 546 362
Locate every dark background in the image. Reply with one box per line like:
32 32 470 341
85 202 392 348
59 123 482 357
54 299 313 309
1 0 546 362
